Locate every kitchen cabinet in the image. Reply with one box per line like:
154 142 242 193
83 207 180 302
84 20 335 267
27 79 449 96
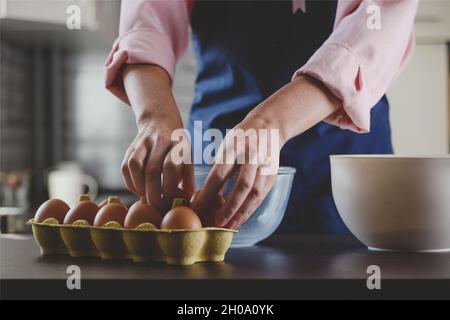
0 0 97 29
414 0 450 44
387 0 450 155
0 0 120 48
388 44 449 155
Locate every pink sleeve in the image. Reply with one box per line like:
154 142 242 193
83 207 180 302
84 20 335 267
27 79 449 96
104 0 191 105
293 0 418 133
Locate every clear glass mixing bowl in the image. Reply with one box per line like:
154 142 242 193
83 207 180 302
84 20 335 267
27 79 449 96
194 166 296 247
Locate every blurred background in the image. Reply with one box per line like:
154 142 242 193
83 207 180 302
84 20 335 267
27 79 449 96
0 0 449 233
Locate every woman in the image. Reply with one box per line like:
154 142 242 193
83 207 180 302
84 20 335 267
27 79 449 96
105 0 418 232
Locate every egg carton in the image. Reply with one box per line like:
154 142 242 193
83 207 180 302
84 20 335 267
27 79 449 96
28 219 236 266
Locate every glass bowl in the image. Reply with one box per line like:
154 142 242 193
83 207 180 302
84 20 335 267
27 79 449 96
194 166 296 247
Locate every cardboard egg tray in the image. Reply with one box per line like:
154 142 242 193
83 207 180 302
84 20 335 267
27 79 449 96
28 219 236 266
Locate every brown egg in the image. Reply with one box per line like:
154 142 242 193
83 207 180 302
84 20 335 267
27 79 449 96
94 196 128 227
35 199 70 224
98 196 127 209
161 198 202 230
190 190 225 227
63 195 99 225
125 197 162 229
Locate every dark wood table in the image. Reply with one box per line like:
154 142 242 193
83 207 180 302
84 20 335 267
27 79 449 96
2 234 450 299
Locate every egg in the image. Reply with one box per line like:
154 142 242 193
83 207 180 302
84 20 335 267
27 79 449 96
124 197 162 229
94 196 128 227
98 196 127 209
190 190 225 227
35 199 70 224
63 195 99 225
161 198 202 230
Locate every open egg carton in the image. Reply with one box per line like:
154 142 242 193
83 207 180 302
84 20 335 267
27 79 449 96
29 195 236 266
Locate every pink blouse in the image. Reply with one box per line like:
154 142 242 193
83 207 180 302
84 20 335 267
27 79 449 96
105 0 418 133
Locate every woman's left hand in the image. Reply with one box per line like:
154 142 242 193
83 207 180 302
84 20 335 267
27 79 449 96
191 114 283 230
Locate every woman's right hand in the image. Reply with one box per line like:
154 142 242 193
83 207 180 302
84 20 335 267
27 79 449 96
122 116 195 212
121 64 195 211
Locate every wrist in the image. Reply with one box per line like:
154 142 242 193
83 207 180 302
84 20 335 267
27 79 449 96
136 109 182 130
135 98 182 125
135 110 154 126
249 75 341 145
243 111 289 147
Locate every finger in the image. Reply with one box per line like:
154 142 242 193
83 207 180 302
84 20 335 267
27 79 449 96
182 163 196 199
128 142 149 195
226 172 276 229
194 126 252 217
172 134 195 199
215 164 258 227
145 138 171 211
121 145 138 194
162 152 183 210
194 133 237 206
194 162 234 216
218 183 226 196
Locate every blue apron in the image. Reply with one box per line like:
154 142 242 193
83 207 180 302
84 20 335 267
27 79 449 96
188 0 393 234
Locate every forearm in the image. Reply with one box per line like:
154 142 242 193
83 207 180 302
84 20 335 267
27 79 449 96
121 64 193 209
123 64 183 126
246 75 341 145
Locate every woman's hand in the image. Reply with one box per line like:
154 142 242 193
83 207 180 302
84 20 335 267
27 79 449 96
121 64 195 211
191 115 281 229
192 75 341 229
122 115 195 212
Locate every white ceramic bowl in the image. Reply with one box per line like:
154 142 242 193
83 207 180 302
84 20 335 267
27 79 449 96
331 155 450 252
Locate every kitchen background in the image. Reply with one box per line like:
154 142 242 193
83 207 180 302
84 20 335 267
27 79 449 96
0 0 449 233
